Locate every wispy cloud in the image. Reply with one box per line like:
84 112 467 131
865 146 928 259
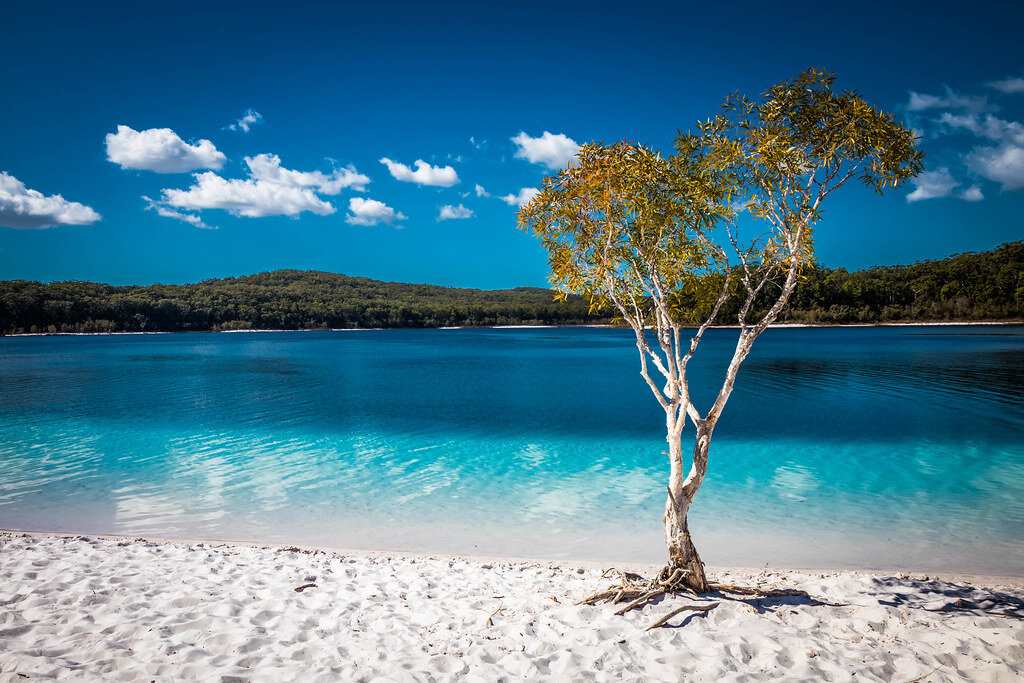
906 87 992 114
106 125 226 173
0 171 101 229
346 197 406 226
909 77 1024 200
379 157 459 187
438 204 473 220
143 196 212 229
474 184 490 198
937 113 1024 146
511 131 580 170
966 145 1024 191
227 108 264 133
959 185 984 201
986 77 1024 94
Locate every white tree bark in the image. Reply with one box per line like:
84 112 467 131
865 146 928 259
598 167 842 593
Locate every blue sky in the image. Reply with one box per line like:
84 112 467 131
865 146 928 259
1 0 1022 288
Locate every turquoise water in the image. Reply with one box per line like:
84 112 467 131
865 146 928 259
1 326 1022 574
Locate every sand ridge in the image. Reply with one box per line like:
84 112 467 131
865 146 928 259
0 532 1022 681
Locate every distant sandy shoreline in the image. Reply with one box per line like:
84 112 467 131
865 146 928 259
3 320 1022 337
1 530 1021 680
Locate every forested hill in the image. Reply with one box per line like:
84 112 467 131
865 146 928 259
1 241 1022 334
0 271 604 333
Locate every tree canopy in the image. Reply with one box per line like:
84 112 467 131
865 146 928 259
518 69 927 594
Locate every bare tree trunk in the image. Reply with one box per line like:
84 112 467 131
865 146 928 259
663 491 709 593
662 424 711 593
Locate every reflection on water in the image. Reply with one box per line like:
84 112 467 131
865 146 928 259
0 326 1022 573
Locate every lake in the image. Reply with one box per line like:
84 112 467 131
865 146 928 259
1 326 1022 575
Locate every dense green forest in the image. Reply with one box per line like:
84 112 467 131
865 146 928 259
1 241 1021 334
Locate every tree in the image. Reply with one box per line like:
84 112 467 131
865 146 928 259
518 70 923 595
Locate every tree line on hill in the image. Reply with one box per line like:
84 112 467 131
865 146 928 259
0 241 1021 334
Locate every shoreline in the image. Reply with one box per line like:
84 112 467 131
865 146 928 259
6 528 1024 588
2 530 1022 679
3 319 1022 337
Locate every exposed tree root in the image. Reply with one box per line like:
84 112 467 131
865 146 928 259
580 566 835 629
580 566 698 612
710 583 811 600
645 602 719 631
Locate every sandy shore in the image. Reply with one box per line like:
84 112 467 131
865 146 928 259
4 320 1022 337
1 532 1022 681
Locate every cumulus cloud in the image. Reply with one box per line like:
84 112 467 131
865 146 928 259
379 158 459 187
907 87 992 114
438 204 473 220
967 145 1024 191
0 171 101 229
474 184 490 197
155 155 367 219
161 171 335 217
500 187 540 207
105 125 226 173
346 197 406 226
511 131 580 170
906 168 985 202
906 168 957 202
986 77 1024 94
228 109 263 133
247 153 369 193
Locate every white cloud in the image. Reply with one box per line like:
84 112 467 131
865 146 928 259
500 187 540 207
438 204 473 220
247 153 369 193
730 197 755 213
228 108 263 133
143 196 212 229
161 171 335 217
907 87 992 114
154 154 370 220
937 113 1024 146
986 77 1024 94
967 144 1024 191
906 168 959 202
474 184 490 197
511 131 580 170
959 185 984 201
0 171 101 229
379 158 459 187
906 167 989 202
105 125 226 173
346 197 406 226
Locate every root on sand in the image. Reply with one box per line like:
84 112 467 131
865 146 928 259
579 567 822 630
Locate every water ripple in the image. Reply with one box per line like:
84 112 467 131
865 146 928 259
0 327 1021 572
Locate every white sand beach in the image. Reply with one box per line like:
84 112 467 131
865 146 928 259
1 532 1022 681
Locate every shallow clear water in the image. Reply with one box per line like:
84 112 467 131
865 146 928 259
1 326 1022 574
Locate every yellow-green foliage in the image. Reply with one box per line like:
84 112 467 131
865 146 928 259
519 70 925 327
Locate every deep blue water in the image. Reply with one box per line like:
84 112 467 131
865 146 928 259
1 326 1022 574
